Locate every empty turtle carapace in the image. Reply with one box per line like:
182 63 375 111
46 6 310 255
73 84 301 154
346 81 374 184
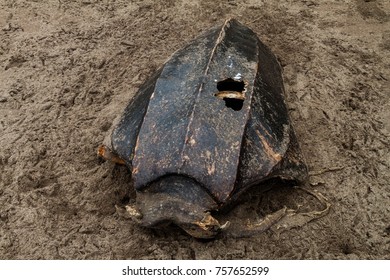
98 19 309 239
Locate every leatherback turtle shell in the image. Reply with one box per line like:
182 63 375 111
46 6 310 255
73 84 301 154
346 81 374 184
102 19 307 236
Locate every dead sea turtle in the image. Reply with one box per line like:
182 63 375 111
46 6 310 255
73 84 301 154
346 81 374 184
98 19 326 239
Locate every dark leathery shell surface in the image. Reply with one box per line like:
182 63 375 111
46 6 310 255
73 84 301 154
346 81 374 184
132 20 258 203
110 19 305 205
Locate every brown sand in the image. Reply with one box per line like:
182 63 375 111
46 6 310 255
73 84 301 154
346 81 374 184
0 0 389 259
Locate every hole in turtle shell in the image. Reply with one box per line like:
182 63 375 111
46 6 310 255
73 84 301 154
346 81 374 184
215 78 245 111
217 78 245 92
223 98 244 111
